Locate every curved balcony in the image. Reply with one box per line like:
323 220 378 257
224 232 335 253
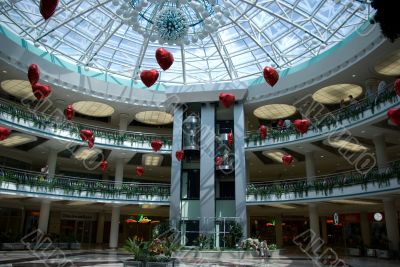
0 167 170 205
245 86 399 150
246 160 400 204
0 99 172 153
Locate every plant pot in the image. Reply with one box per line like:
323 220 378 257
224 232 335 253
0 243 26 250
376 249 389 259
347 248 361 256
146 262 175 267
123 260 144 267
69 243 81 250
366 249 376 257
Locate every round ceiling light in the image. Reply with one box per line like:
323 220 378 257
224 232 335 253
1 80 36 101
72 101 115 117
323 139 369 152
253 104 297 120
375 50 400 76
312 84 363 105
0 133 37 147
135 111 173 125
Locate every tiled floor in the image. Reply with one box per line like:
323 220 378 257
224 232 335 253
0 251 399 267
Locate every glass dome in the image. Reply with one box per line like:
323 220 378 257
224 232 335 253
0 0 372 85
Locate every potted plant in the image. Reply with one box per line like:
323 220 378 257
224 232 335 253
124 224 180 267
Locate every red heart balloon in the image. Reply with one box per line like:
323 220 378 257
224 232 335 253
136 166 145 177
175 150 184 161
80 129 93 141
388 108 400 126
40 0 59 20
282 154 294 166
219 93 235 108
64 104 74 121
293 119 311 134
395 79 400 96
88 137 95 149
151 140 163 152
28 64 40 85
263 66 279 87
100 160 108 172
140 70 159 88
156 48 174 71
0 126 11 141
227 132 234 146
215 156 223 166
32 82 52 100
259 125 267 140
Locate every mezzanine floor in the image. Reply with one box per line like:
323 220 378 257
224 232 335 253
0 250 400 267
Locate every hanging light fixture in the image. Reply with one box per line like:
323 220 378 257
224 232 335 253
112 0 230 45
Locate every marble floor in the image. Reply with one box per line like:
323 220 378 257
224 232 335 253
0 251 399 267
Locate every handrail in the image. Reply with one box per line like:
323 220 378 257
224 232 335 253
245 83 398 143
0 166 170 199
247 160 400 198
0 98 173 148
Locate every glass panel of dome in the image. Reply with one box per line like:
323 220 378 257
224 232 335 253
2 0 372 85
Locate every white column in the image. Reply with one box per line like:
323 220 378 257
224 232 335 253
365 78 379 93
96 212 105 244
115 160 124 185
119 113 129 131
46 149 58 179
305 151 316 182
234 102 247 237
373 134 388 171
275 215 283 248
383 198 399 252
309 204 321 255
360 212 371 247
170 106 183 228
200 103 215 235
38 200 51 234
321 217 328 245
109 206 121 249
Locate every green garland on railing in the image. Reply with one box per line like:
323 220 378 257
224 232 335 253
247 162 400 200
0 169 170 201
0 101 172 149
245 88 398 145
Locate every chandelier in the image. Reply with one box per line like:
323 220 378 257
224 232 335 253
112 0 231 45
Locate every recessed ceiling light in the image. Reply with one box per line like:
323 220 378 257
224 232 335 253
72 101 115 117
312 84 363 104
375 50 400 76
324 139 369 152
361 130 366 133
320 155 325 158
135 111 173 125
1 80 36 101
268 204 296 209
352 74 356 77
253 104 297 120
142 154 163 166
73 147 102 160
330 199 378 205
262 150 286 163
0 133 37 147
2 70 7 73
141 204 157 209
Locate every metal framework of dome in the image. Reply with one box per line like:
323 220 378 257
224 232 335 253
0 0 372 85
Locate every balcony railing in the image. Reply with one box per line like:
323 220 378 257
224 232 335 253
0 166 170 203
247 160 400 202
0 99 172 151
245 85 399 148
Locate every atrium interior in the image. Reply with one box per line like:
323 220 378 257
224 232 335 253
0 0 400 266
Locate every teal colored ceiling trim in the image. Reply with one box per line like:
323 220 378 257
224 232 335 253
0 21 369 91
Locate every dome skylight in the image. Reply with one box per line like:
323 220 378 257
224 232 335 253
1 0 372 85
